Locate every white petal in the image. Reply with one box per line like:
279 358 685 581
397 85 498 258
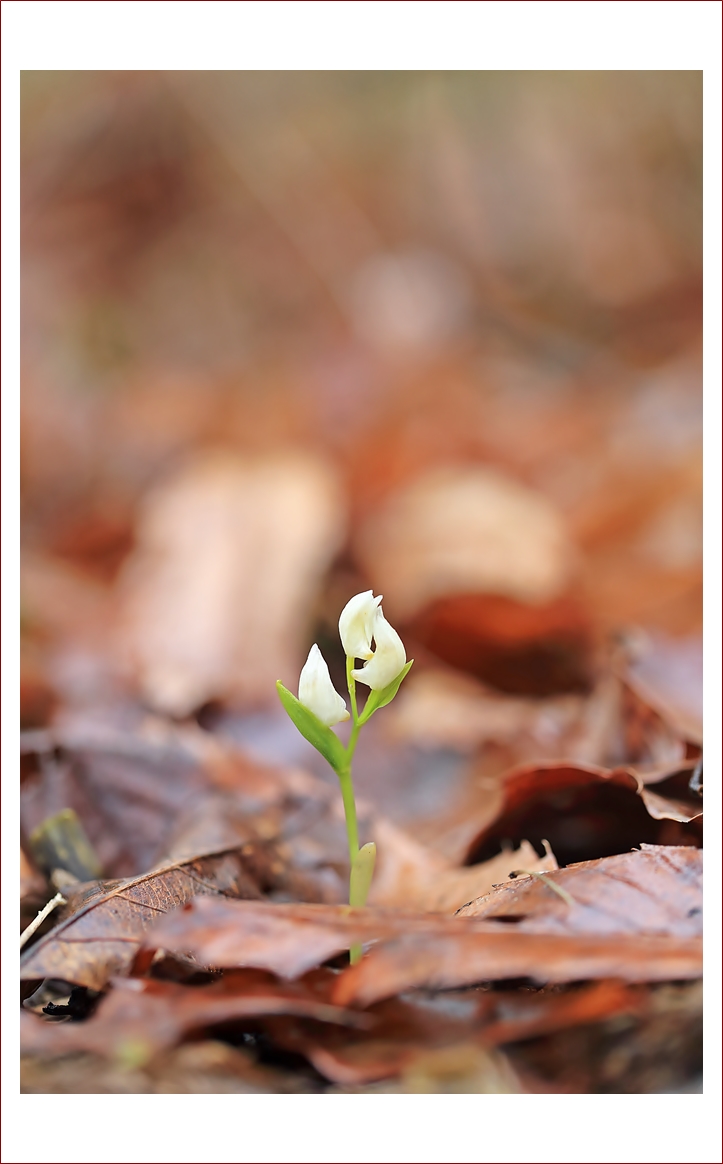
298 644 350 726
338 590 383 660
351 608 406 690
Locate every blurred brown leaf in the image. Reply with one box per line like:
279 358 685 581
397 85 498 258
20 969 365 1062
20 848 47 902
116 450 346 715
295 980 642 1085
407 591 595 696
368 816 556 913
618 631 702 746
354 464 578 619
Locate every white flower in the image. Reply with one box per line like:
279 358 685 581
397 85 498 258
338 590 382 660
351 607 406 690
298 644 350 726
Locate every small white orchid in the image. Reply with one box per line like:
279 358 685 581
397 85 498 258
277 590 412 962
298 644 350 726
338 589 382 660
350 607 406 690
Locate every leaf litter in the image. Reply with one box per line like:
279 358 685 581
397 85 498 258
21 696 703 1091
19 71 703 1099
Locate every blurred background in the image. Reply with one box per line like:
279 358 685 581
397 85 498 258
21 70 702 827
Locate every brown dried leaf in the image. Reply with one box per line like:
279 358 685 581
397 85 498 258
20 969 365 1062
333 930 701 1009
620 631 702 745
116 450 346 715
20 720 342 884
456 845 702 937
20 850 262 990
369 816 556 913
142 898 402 980
354 466 577 620
298 981 643 1085
140 890 701 1005
464 762 701 869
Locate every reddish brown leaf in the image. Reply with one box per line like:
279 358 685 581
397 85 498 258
270 980 642 1085
368 816 557 913
406 591 595 696
464 761 701 869
20 969 366 1062
142 898 405 980
20 850 262 990
140 884 701 1005
333 930 701 1008
456 844 702 937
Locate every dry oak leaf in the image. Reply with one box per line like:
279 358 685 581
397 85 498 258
455 844 702 938
20 969 366 1062
140 895 701 1007
20 850 262 991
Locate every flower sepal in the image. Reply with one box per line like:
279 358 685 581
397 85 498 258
357 659 414 726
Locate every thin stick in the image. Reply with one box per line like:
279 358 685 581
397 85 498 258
20 892 66 949
509 870 576 907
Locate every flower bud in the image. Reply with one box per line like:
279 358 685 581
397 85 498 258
298 644 350 726
351 607 406 690
338 590 383 660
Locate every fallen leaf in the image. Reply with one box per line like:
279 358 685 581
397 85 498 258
20 850 263 990
407 591 594 696
369 816 557 913
456 845 702 937
354 465 577 619
464 762 701 868
141 898 403 980
267 980 642 1086
116 450 346 715
139 894 702 1004
618 630 702 745
20 969 366 1062
20 720 344 884
333 930 702 1008
20 724 218 878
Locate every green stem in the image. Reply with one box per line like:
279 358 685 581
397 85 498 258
337 767 359 867
343 655 366 965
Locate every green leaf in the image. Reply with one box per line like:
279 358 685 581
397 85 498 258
276 681 348 774
349 841 376 908
357 660 414 726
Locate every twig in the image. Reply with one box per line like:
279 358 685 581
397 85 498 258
508 870 576 907
20 893 66 949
